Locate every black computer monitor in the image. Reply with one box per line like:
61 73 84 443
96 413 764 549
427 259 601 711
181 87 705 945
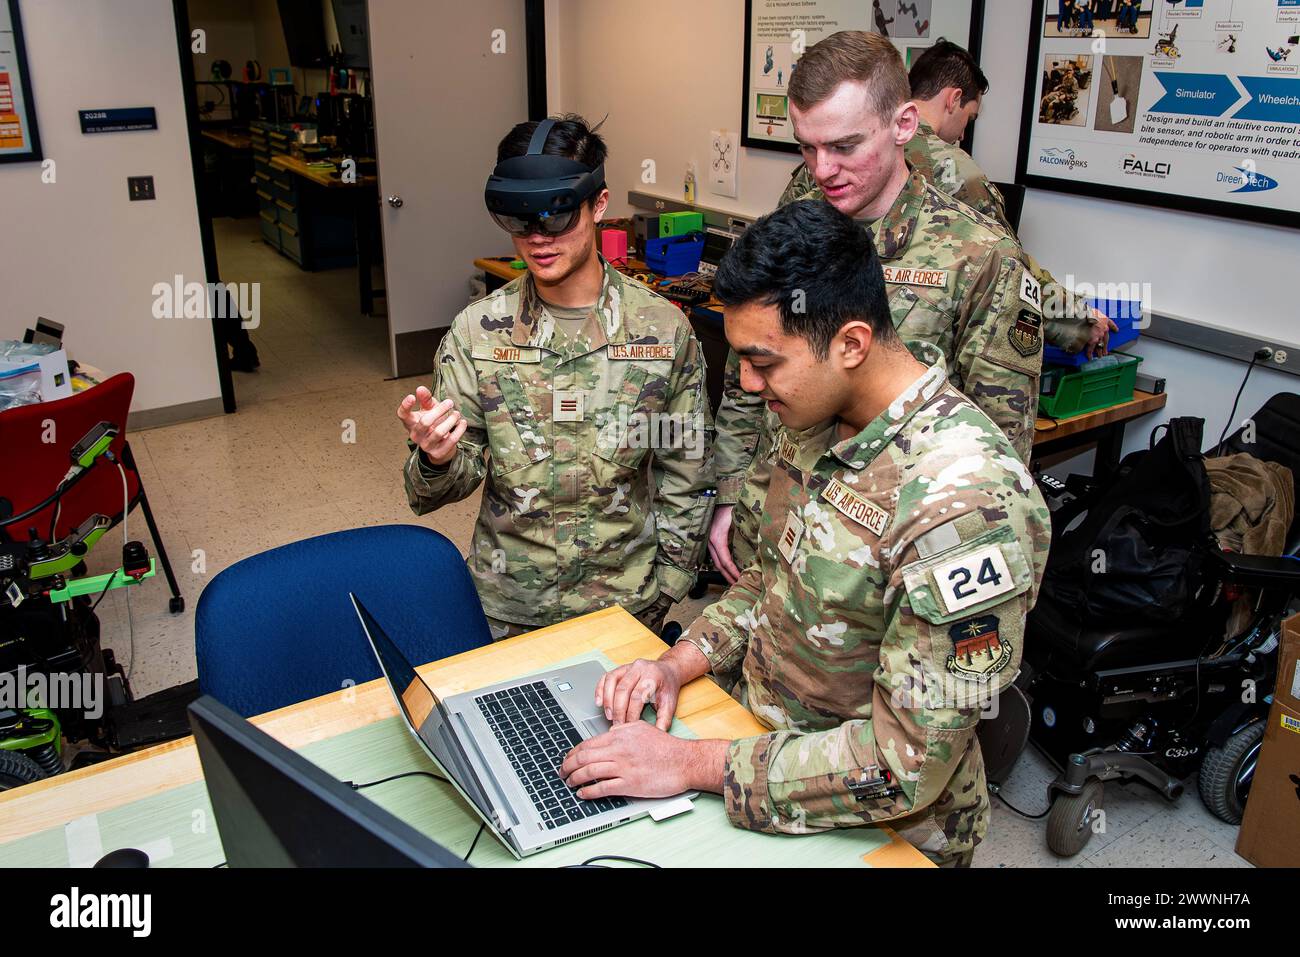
188 695 467 868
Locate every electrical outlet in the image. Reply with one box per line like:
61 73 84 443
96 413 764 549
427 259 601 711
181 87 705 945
1275 350 1288 365
128 176 155 201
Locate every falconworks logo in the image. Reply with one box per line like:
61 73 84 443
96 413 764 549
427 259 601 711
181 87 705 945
1038 147 1088 170
1122 154 1172 179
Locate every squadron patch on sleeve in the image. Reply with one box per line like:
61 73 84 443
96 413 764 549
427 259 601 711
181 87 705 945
946 615 1012 679
1009 309 1043 357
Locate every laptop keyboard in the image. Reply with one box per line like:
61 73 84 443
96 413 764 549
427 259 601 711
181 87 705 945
476 680 628 830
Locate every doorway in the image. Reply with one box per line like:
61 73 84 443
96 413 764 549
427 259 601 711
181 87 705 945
178 0 389 411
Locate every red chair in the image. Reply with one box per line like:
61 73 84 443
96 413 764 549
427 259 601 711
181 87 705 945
0 373 184 613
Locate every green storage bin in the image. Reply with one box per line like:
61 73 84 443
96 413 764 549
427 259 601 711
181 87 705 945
1038 354 1142 419
659 211 703 237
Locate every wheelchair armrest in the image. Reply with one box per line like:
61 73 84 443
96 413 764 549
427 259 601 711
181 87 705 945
1208 549 1300 588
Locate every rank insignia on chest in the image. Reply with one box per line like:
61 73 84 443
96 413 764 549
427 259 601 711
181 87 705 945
822 478 889 536
778 509 805 565
554 390 584 422
1009 309 1042 357
946 615 1012 679
882 266 950 289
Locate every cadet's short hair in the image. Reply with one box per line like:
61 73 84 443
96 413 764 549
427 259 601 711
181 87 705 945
495 114 608 203
788 30 910 123
909 38 989 105
713 200 895 360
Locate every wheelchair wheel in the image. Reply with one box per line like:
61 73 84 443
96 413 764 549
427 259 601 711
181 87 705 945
1198 720 1264 824
0 750 48 792
1046 780 1103 857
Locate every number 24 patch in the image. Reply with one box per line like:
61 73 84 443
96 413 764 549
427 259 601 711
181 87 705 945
931 544 1015 615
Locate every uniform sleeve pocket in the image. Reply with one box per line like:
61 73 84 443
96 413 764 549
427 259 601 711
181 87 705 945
901 530 1032 626
980 257 1043 379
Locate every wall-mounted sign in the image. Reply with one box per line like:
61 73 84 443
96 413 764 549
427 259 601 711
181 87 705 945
79 107 157 134
0 0 42 163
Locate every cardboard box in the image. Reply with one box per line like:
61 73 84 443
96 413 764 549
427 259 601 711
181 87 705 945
1235 613 1300 867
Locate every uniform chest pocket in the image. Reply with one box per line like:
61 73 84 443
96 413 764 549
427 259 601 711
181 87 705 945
484 366 551 477
592 362 666 471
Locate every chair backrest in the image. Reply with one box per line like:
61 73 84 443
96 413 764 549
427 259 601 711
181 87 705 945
195 525 493 717
1220 392 1300 551
0 373 140 541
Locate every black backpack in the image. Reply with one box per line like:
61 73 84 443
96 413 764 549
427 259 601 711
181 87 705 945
1045 417 1212 622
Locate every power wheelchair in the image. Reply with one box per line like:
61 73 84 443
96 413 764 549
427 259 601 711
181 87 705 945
982 393 1300 857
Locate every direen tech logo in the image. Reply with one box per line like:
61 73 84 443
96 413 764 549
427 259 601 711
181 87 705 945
1038 147 1088 170
1217 165 1280 193
50 888 151 937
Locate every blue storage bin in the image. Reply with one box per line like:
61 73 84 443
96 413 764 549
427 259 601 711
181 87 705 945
644 234 705 276
1042 297 1143 367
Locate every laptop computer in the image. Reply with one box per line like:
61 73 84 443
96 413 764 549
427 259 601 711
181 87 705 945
350 594 695 858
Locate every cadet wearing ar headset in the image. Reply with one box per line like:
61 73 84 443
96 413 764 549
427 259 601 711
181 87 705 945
397 115 715 643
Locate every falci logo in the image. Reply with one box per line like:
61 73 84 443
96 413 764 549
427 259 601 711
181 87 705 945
1039 147 1088 170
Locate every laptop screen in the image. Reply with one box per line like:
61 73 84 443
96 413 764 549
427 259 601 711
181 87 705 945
349 593 500 826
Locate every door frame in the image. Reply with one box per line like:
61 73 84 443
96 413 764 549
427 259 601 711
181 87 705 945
171 0 236 413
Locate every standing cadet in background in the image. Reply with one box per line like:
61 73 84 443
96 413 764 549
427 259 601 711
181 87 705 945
398 116 714 639
559 202 1051 867
710 31 1046 583
904 40 1115 357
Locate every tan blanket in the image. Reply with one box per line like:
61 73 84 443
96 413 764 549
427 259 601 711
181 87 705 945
1205 453 1294 556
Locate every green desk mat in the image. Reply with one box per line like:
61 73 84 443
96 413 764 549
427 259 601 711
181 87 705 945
0 652 892 868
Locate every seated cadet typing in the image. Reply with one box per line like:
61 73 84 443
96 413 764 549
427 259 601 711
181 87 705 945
559 200 1051 867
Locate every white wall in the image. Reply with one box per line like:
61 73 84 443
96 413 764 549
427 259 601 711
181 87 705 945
973 3 1299 455
547 0 801 220
0 0 220 416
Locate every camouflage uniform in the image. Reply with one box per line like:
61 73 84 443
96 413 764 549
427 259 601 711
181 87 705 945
907 121 1096 354
717 167 1047 571
683 341 1051 867
405 259 716 629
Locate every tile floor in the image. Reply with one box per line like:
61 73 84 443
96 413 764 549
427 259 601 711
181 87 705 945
87 216 1250 867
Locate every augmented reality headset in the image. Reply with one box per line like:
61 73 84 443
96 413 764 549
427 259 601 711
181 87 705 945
484 118 606 236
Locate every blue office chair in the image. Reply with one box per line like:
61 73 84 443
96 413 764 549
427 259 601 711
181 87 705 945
195 525 492 717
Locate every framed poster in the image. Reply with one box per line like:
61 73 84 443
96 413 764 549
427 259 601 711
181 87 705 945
0 0 41 163
742 0 986 153
1017 0 1300 229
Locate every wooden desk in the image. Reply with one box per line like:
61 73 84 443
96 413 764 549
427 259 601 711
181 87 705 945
1032 389 1169 478
270 153 378 189
200 129 253 151
0 608 928 868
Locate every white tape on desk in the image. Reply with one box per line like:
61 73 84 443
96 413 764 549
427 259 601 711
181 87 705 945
64 813 104 868
64 814 175 867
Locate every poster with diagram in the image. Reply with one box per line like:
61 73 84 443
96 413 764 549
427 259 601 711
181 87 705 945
0 0 41 162
742 0 984 151
1019 0 1300 228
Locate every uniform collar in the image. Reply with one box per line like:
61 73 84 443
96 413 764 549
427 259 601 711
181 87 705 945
866 166 928 262
510 256 633 351
820 340 948 471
